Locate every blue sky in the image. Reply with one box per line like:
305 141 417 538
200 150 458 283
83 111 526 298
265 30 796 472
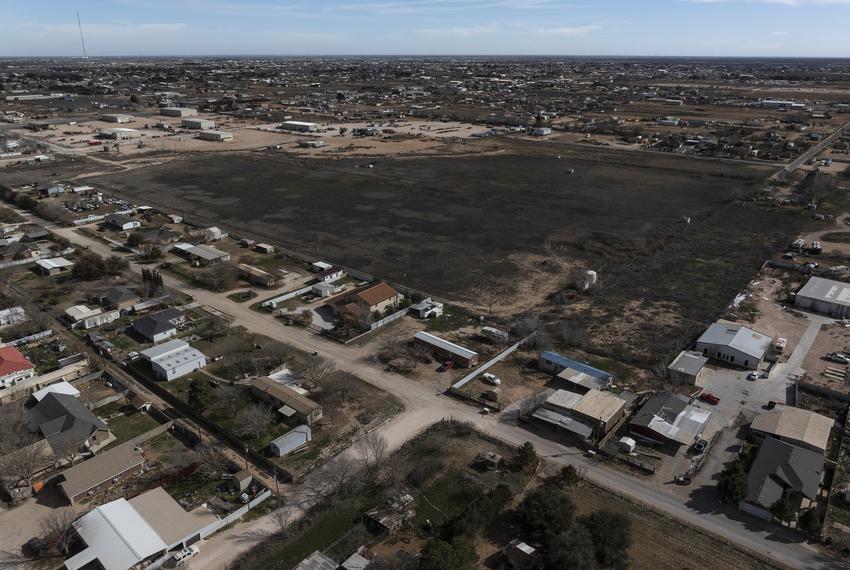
0 0 849 57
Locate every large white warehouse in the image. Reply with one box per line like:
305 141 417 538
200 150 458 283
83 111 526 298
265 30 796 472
695 321 772 369
279 120 318 133
795 276 850 317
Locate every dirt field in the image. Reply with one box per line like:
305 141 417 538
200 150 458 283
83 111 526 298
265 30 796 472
70 144 802 366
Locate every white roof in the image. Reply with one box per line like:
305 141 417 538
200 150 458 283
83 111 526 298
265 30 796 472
36 257 74 269
65 304 102 321
141 338 190 360
797 276 850 309
544 389 583 412
66 499 165 570
282 120 318 127
141 339 205 369
414 331 478 360
697 322 771 360
32 380 80 402
647 406 711 445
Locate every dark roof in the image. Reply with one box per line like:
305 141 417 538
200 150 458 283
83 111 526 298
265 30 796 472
98 286 140 307
27 393 106 452
132 308 184 340
746 436 824 509
631 392 688 429
0 242 34 258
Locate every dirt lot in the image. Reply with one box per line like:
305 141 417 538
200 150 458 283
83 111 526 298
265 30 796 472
800 323 850 389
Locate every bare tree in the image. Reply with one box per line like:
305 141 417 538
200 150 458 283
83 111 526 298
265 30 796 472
40 510 77 555
357 432 388 470
295 357 337 389
194 444 228 479
215 384 245 418
0 441 47 489
296 455 361 505
237 404 273 441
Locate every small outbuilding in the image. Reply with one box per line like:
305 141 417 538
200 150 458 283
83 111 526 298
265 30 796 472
269 425 312 457
668 350 709 386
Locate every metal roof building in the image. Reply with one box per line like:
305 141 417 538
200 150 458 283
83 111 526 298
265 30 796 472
140 339 206 381
270 425 312 457
751 407 834 452
667 350 709 386
413 331 479 367
695 321 772 369
795 276 850 317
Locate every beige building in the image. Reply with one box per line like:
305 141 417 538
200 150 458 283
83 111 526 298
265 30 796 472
250 377 323 426
750 407 834 453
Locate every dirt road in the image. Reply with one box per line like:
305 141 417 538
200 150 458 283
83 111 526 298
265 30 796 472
19 212 836 570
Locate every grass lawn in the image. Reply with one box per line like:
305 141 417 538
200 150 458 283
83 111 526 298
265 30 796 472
246 487 384 568
412 470 484 529
104 412 160 445
425 306 474 332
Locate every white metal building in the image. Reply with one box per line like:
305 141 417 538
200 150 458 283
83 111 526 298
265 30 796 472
160 107 198 117
270 425 312 457
198 130 233 141
140 339 206 381
695 322 772 369
182 118 215 130
101 114 134 123
98 128 142 140
279 120 318 133
795 276 850 317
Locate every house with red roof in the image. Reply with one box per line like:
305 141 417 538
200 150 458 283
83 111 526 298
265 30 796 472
0 346 35 390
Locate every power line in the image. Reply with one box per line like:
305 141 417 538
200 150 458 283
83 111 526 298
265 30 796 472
76 10 88 59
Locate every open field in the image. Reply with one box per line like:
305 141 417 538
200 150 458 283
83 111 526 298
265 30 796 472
79 142 801 365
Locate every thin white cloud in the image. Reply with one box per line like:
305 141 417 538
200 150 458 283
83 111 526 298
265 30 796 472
532 24 599 35
685 0 850 4
415 24 500 36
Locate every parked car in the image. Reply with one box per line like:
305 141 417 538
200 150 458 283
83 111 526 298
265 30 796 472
482 372 501 386
747 371 760 381
693 439 708 454
172 545 199 566
698 392 720 405
826 352 850 364
773 337 787 352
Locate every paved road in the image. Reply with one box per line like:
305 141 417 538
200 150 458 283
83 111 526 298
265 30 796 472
775 121 850 179
17 211 839 570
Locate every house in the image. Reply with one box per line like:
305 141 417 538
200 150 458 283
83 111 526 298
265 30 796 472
24 228 49 242
64 487 217 570
316 266 345 282
269 425 312 457
740 437 824 522
312 281 341 298
58 440 146 504
695 321 772 369
0 306 27 327
250 377 323 425
132 308 185 343
96 286 141 311
794 276 850 318
140 339 206 381
538 351 614 393
668 350 709 386
750 408 834 453
65 304 103 325
35 257 74 276
533 389 626 443
0 345 35 390
294 551 337 570
104 214 140 232
503 539 537 569
173 243 230 265
312 261 332 272
629 392 711 447
0 242 39 261
27 392 112 454
410 297 444 319
328 281 402 323
413 331 479 367
31 380 81 402
138 227 180 245
80 310 120 330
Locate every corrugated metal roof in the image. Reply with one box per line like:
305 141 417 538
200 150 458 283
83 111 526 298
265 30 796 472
414 331 478 360
697 322 771 361
797 276 850 308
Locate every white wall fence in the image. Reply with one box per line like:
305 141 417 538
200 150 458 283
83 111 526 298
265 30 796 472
6 329 53 346
342 307 410 345
262 285 313 309
451 333 535 391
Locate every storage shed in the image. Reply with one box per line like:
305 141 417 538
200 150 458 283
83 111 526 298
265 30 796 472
270 425 312 457
413 331 479 367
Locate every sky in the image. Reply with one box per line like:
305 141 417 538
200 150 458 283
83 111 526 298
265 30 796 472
0 0 849 57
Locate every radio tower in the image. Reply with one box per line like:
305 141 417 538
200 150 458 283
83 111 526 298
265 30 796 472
76 10 88 59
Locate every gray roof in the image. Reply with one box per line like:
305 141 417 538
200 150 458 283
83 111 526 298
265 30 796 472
797 276 850 309
697 322 772 360
631 392 687 428
531 407 593 439
746 436 824 509
59 439 144 499
105 213 135 227
668 350 709 376
132 308 184 340
98 286 139 307
270 425 312 456
295 551 337 570
27 393 106 452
